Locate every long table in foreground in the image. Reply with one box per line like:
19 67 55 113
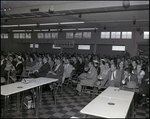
1 77 58 118
80 86 135 118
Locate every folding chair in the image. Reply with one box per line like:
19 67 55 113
81 78 108 96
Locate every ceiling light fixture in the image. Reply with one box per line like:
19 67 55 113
104 26 106 30
8 7 11 11
26 30 32 32
50 29 58 31
41 29 49 31
1 25 19 27
78 28 98 30
48 4 55 14
3 8 7 12
63 29 76 31
122 0 130 9
133 19 136 25
40 23 59 26
19 24 37 27
33 30 41 31
60 21 84 25
12 30 26 32
78 14 82 18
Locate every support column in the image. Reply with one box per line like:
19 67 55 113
60 47 63 54
94 44 97 54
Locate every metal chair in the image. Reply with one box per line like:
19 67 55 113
1 77 6 85
63 71 73 88
81 78 108 96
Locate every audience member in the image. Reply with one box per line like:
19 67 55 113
105 62 122 87
132 63 145 85
30 56 50 78
76 60 97 95
46 56 64 84
121 68 138 86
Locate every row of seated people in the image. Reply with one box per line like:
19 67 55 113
1 51 149 106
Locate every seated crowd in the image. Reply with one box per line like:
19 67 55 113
1 51 149 106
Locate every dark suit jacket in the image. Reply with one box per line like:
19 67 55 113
54 64 64 76
15 63 23 75
77 62 85 75
46 64 64 83
34 62 50 77
73 61 80 74
105 69 122 87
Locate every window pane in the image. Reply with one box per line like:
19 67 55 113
116 32 120 38
1 33 9 39
30 44 33 48
83 32 91 38
20 33 25 38
74 32 82 38
52 33 58 39
112 46 125 51
101 32 110 39
26 33 31 39
66 32 73 39
144 31 149 39
38 33 44 39
45 33 51 39
122 32 132 39
111 32 120 39
14 33 19 39
78 45 90 50
35 44 39 48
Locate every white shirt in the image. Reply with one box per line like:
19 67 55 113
110 70 116 81
54 64 60 71
64 64 69 69
122 75 131 84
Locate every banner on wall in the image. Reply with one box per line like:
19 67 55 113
54 40 75 48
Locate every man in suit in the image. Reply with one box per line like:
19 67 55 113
76 60 98 94
105 63 122 87
30 56 50 78
46 56 64 83
62 56 73 84
121 68 138 86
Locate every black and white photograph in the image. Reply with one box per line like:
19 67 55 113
1 1 149 118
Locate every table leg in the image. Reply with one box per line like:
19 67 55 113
4 95 9 118
35 86 39 118
39 86 42 103
16 92 20 113
132 97 134 118
52 82 56 105
20 92 24 111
